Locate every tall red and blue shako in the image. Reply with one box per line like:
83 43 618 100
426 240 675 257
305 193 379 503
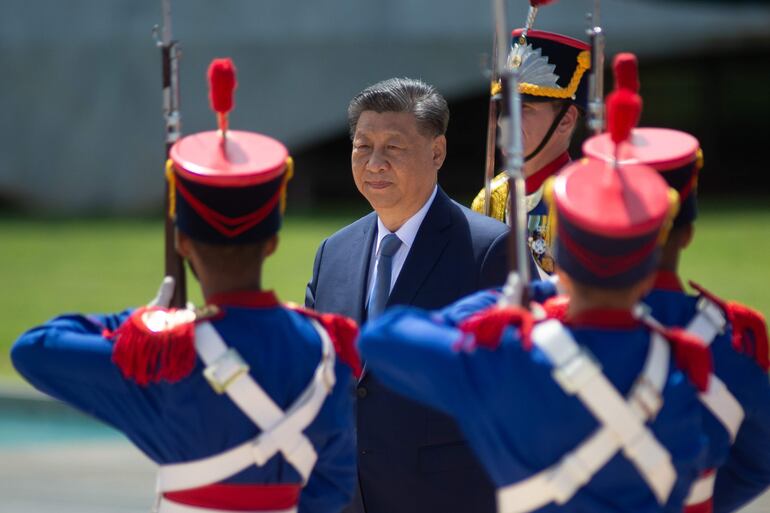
547 82 677 288
167 58 292 244
583 54 702 228
510 29 592 111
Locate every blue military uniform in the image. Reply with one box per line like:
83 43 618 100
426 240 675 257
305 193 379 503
360 88 717 513
11 58 359 513
360 304 707 513
644 274 770 513
582 82 770 513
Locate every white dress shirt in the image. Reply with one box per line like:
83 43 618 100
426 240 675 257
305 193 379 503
366 186 438 303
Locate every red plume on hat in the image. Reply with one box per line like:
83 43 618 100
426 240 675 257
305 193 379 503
613 53 640 93
208 58 238 136
208 58 237 113
606 52 643 148
606 90 642 146
529 0 557 6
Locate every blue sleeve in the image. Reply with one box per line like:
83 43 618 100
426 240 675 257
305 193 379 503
11 310 134 423
714 420 770 513
434 289 501 327
652 371 711 512
300 365 357 513
712 339 770 513
359 306 512 420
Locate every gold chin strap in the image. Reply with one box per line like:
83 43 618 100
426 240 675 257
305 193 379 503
280 156 295 215
657 187 681 245
165 159 177 218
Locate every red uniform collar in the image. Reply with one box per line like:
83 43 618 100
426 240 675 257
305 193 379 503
653 270 684 292
206 290 280 308
526 151 570 194
565 308 641 329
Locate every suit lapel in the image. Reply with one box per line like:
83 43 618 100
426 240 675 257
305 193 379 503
352 213 377 323
387 187 453 308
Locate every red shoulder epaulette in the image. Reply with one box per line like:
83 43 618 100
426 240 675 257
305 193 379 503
458 305 534 350
662 326 712 392
690 281 769 371
107 306 203 386
287 304 362 379
543 295 570 322
638 311 712 392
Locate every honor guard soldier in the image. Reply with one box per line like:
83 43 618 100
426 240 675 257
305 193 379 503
472 29 591 278
359 92 713 513
12 59 360 513
583 53 770 513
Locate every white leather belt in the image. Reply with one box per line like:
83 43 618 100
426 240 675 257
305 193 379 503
497 320 675 513
156 318 335 497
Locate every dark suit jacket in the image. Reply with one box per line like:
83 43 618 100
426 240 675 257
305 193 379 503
305 187 508 513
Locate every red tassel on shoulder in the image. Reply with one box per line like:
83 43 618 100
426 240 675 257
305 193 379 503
725 302 769 371
107 307 197 386
208 58 237 114
530 0 557 6
287 305 362 379
459 306 534 350
543 295 569 321
664 327 712 392
689 281 769 371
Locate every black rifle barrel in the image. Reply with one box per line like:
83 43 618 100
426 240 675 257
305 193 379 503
159 0 186 308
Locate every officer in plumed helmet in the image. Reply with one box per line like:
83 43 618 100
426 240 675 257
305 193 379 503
472 23 591 279
12 58 360 513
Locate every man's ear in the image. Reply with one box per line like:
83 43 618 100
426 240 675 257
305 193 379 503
432 134 447 170
175 229 192 258
680 223 695 250
263 234 279 258
557 104 579 135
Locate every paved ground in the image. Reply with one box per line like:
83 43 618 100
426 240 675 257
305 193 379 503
2 383 770 513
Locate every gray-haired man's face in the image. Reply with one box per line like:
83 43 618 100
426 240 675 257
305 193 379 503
351 110 446 227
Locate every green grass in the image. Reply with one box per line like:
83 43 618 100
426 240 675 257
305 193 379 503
1 199 769 379
0 213 357 379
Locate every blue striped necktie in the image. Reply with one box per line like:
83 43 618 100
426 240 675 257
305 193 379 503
368 233 402 319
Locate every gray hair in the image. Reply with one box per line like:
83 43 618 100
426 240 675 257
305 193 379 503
347 77 450 139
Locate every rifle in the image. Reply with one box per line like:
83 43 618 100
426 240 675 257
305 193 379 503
586 0 605 135
481 31 499 217
154 0 186 308
482 1 547 217
493 0 531 306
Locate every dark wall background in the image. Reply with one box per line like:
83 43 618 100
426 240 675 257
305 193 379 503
289 44 770 211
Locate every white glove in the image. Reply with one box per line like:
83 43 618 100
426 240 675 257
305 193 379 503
148 276 176 308
498 271 523 307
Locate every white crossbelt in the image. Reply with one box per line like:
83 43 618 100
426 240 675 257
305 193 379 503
156 318 336 501
497 320 675 513
685 297 745 441
685 472 716 508
157 497 297 513
683 297 745 508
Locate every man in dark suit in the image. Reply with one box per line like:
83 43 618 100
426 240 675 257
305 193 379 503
305 77 508 513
